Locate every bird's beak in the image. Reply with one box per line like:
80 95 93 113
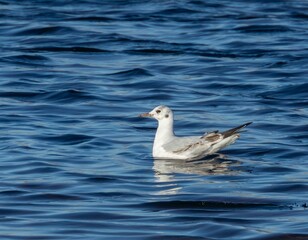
139 112 153 118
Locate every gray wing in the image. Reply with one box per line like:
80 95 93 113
163 122 252 155
162 132 223 154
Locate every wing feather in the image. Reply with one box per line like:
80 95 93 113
161 122 252 158
162 132 223 154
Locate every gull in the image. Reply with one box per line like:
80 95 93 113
139 105 252 160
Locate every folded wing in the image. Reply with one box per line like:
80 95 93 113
162 122 252 156
162 131 223 155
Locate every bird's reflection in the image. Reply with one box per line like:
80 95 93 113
153 153 242 183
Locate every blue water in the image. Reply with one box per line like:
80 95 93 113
1 1 308 239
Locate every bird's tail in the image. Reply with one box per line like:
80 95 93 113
222 122 252 139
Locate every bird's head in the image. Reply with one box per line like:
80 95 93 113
139 105 173 121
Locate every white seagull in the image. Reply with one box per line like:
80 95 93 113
140 105 252 160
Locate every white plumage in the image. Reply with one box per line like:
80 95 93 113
140 105 252 160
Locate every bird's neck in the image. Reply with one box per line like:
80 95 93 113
154 118 175 146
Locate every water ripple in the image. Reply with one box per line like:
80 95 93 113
0 0 307 239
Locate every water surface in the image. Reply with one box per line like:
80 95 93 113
0 1 307 239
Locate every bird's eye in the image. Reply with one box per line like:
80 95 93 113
156 110 161 114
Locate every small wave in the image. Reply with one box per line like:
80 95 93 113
20 193 85 201
43 89 101 103
26 46 109 53
0 190 29 196
0 208 44 216
136 200 279 210
13 166 62 175
2 54 51 66
0 1 9 5
125 48 182 55
258 83 308 100
290 11 308 19
265 61 289 68
0 89 99 103
256 233 308 240
15 180 68 191
54 211 136 221
107 68 153 77
4 54 49 62
13 25 75 36
153 7 202 15
234 24 292 33
261 183 308 193
0 91 44 100
66 16 114 22
82 176 119 183
36 134 95 145
89 191 142 198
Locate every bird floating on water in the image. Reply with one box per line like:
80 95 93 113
140 105 252 160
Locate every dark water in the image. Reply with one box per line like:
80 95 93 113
0 0 308 239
